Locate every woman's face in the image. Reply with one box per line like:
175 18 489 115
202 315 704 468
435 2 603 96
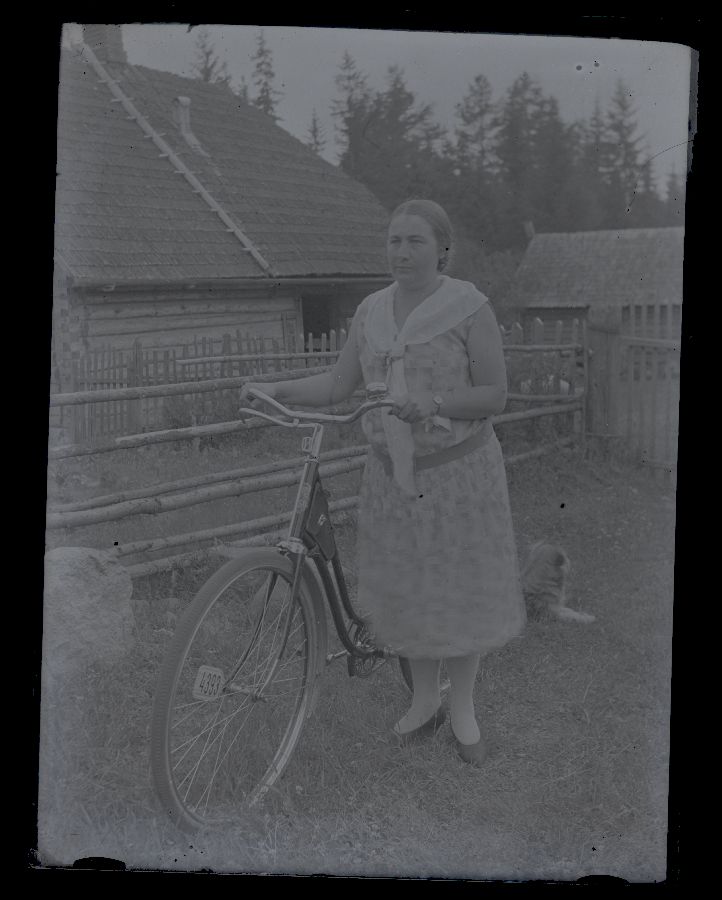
387 214 442 290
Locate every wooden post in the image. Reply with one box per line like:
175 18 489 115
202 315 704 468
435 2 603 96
162 349 171 428
650 307 661 481
109 348 116 436
236 332 245 377
569 318 580 397
142 348 151 434
129 341 142 434
117 349 125 434
245 332 253 375
151 349 159 431
93 348 101 441
585 306 622 458
576 319 586 453
638 306 649 466
70 356 79 443
552 321 563 393
117 348 124 435
530 317 545 392
663 343 675 488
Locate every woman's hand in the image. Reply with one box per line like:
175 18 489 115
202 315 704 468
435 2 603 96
240 382 277 411
391 391 438 424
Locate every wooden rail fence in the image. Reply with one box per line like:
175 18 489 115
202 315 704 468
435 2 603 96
47 318 586 576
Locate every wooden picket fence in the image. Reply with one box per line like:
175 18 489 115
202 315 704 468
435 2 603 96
584 302 680 485
60 328 349 443
620 303 680 484
52 318 584 446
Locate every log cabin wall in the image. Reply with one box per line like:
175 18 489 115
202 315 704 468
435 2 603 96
72 284 302 355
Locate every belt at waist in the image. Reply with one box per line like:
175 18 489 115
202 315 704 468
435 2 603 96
370 421 493 477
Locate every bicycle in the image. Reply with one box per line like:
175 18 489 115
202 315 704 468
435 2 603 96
150 383 430 832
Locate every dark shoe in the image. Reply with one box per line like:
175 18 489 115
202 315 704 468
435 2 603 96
393 705 447 746
454 735 487 767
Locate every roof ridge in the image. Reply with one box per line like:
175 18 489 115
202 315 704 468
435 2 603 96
75 42 275 277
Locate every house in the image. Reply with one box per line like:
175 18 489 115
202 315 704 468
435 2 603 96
507 227 685 340
53 25 392 391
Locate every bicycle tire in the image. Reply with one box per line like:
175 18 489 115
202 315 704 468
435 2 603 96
150 548 322 832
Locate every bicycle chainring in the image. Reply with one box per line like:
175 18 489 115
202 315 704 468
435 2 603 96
346 623 387 678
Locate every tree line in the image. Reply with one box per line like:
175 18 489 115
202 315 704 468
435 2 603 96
192 30 685 292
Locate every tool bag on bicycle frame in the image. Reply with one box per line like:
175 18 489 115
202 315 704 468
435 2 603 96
303 481 337 561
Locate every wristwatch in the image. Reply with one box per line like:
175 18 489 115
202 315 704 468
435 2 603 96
432 394 444 415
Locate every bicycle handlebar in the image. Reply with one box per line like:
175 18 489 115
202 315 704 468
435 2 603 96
239 385 397 427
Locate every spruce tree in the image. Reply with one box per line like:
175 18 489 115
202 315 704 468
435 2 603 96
603 80 645 224
331 52 372 178
251 30 282 119
664 168 686 225
453 73 496 174
190 28 233 89
306 109 326 155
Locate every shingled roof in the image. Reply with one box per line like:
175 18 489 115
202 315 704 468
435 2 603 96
510 228 685 309
55 34 391 284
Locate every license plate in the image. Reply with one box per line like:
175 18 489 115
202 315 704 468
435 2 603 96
192 666 225 701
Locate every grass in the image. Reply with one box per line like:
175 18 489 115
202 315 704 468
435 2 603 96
37 442 675 881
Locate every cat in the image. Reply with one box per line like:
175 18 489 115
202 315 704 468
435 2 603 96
521 542 596 624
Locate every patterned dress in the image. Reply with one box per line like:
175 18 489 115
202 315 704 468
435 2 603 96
353 281 526 659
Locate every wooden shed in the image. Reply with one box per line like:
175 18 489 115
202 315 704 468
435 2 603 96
508 227 685 340
53 26 391 391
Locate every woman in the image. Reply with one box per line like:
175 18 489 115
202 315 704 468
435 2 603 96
241 199 526 765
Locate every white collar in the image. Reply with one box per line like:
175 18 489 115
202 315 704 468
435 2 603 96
364 275 487 356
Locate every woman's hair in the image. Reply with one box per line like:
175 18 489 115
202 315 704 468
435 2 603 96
390 199 454 271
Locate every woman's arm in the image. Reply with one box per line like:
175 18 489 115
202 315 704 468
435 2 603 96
241 310 365 408
393 302 508 423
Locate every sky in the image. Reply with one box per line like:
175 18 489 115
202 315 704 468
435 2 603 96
115 25 693 191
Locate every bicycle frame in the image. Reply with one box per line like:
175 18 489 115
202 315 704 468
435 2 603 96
240 388 395 665
286 422 390 663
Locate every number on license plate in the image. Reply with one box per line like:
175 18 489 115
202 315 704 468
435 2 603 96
192 666 225 701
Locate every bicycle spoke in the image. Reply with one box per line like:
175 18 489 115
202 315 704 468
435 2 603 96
249 588 290 686
171 701 249 765
178 700 227 802
250 616 306 692
195 701 260 813
224 573 282 683
195 701 258 815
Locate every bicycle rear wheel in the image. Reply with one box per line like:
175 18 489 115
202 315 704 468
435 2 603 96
150 549 321 832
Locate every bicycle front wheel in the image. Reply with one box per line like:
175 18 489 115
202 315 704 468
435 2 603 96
150 549 321 831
